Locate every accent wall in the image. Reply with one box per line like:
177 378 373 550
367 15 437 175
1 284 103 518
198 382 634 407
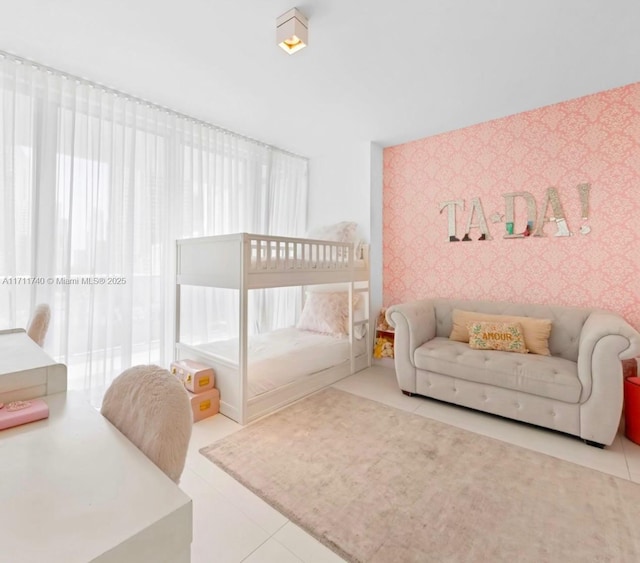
383 83 640 328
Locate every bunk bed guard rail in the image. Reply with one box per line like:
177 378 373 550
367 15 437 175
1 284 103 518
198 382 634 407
249 234 355 272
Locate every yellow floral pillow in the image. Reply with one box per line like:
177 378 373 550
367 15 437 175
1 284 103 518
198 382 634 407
450 309 551 355
467 321 528 354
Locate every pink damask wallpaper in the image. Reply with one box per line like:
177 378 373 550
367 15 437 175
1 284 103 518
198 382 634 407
383 83 640 328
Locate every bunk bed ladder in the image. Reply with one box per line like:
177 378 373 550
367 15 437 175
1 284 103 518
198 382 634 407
349 278 372 374
349 281 355 373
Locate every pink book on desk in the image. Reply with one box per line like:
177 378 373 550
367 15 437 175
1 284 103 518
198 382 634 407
0 399 49 430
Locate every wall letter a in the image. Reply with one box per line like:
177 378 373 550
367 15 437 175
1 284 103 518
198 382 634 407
463 197 492 241
533 187 571 237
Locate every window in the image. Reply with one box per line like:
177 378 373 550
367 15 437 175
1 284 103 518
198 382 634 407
0 55 308 400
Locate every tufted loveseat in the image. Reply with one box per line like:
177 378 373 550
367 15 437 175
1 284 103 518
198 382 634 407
386 298 640 447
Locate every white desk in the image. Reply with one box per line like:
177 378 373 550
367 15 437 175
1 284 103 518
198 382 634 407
0 392 193 563
0 329 67 403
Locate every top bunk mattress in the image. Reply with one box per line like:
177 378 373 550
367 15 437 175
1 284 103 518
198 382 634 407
250 256 367 268
192 327 365 398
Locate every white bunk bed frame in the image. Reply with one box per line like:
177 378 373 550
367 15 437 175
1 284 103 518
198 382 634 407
175 232 371 424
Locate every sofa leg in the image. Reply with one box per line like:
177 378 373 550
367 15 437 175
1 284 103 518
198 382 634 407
402 390 415 397
583 439 605 449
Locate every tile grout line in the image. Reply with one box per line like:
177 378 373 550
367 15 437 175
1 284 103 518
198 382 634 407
273 537 305 563
239 536 271 562
619 436 633 481
188 459 291 536
238 536 304 563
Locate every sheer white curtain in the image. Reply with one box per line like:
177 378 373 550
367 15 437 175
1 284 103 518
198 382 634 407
0 54 308 398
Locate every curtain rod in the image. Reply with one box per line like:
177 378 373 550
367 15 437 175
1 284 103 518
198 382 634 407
0 49 307 161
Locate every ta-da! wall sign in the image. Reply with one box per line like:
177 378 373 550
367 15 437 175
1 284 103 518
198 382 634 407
439 184 591 242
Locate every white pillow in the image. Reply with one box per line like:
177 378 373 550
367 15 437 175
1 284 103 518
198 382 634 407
297 292 361 337
306 221 358 243
306 221 365 259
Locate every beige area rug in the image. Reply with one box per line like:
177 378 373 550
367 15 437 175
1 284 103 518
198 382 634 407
200 388 640 562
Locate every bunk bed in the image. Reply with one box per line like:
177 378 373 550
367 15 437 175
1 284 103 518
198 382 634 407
175 233 371 424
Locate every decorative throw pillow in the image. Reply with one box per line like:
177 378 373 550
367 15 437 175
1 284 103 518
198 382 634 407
467 321 528 353
450 309 552 355
297 292 360 337
304 286 366 339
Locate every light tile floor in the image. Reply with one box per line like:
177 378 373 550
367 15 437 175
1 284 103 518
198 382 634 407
181 365 640 562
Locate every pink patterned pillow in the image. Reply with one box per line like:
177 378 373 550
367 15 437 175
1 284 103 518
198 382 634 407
297 292 359 337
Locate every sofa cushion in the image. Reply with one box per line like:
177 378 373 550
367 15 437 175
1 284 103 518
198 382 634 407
413 337 582 403
432 299 591 362
451 310 551 355
467 321 528 354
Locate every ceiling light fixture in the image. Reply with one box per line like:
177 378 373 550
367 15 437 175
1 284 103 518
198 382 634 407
276 8 308 55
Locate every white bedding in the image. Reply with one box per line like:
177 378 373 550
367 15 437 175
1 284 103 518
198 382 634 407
195 327 365 398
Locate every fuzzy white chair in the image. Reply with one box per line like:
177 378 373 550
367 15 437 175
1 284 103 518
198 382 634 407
27 303 51 347
101 365 193 483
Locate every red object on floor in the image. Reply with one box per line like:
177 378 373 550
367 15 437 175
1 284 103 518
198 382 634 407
624 376 640 445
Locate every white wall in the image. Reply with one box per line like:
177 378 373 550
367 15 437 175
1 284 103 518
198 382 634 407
308 140 384 332
368 143 384 328
307 141 372 239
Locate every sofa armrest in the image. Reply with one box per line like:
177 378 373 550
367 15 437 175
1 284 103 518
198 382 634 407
386 300 436 393
578 312 640 388
578 312 640 445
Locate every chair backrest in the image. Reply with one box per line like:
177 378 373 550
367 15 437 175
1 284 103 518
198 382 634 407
27 303 51 347
101 365 193 483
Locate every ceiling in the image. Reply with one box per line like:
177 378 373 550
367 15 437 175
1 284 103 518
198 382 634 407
0 0 639 157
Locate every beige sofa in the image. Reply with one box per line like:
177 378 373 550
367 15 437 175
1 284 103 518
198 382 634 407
386 298 640 447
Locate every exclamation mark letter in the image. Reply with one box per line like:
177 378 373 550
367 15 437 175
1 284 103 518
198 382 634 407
578 183 591 235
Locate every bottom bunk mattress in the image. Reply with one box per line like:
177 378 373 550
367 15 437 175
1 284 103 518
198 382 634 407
194 327 366 398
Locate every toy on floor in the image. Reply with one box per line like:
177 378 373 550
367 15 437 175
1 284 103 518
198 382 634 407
373 307 395 359
188 388 221 422
170 359 220 421
374 337 394 359
170 359 215 393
